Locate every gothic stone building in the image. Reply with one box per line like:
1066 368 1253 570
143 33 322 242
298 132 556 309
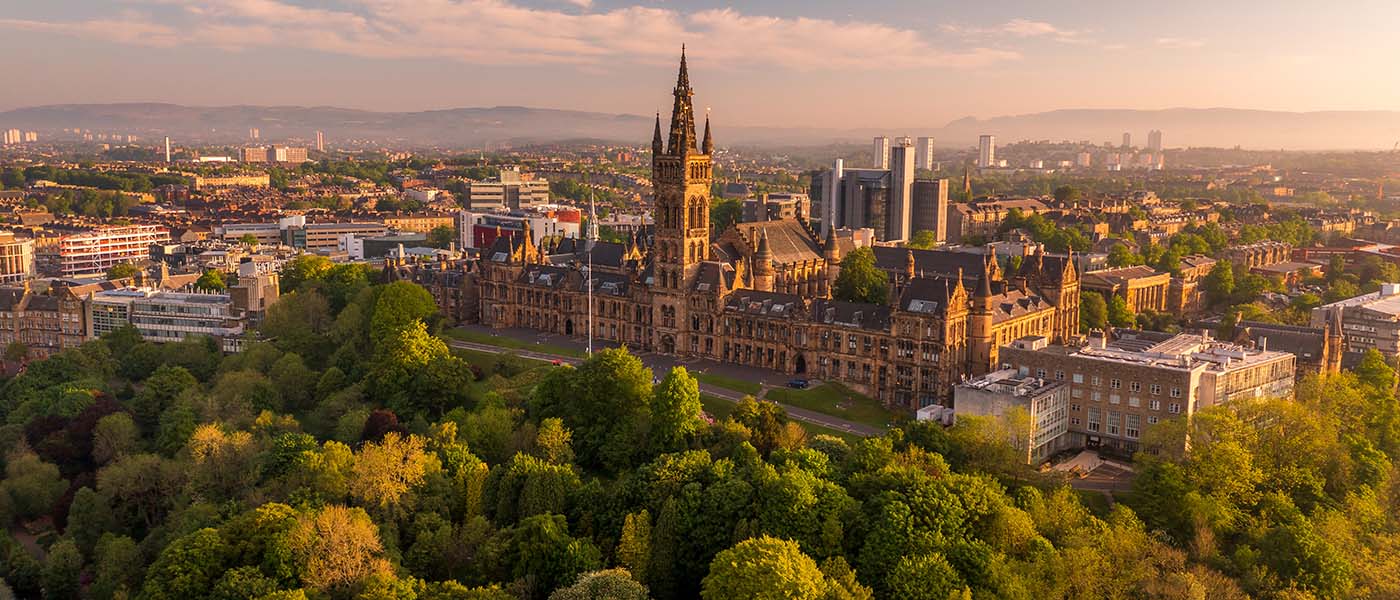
457 52 1080 410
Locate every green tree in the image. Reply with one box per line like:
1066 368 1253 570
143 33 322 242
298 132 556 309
1 451 66 520
1107 295 1136 328
617 510 651 583
1204 260 1234 305
833 247 888 305
91 412 140 465
239 233 259 247
428 225 457 249
501 514 602 600
105 263 139 280
280 255 333 293
650 366 703 452
41 538 83 600
65 487 115 558
549 569 650 600
195 269 226 292
532 348 653 472
886 553 963 600
1353 348 1397 392
710 197 743 230
370 281 439 348
701 535 830 600
90 534 142 600
1053 185 1081 204
1079 290 1108 332
908 230 936 250
140 528 231 600
3 340 28 362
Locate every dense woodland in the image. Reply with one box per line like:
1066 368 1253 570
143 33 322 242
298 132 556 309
0 257 1399 599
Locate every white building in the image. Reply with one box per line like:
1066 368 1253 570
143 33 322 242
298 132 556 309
915 137 935 170
88 288 246 352
871 136 890 169
463 166 550 210
977 135 996 168
56 225 170 277
953 368 1072 464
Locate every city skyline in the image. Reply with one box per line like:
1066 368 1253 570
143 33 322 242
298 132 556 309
3 1 1399 130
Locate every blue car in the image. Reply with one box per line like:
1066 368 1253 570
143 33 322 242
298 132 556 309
787 379 809 389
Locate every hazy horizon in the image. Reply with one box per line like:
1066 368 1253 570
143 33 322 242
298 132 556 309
3 0 1400 130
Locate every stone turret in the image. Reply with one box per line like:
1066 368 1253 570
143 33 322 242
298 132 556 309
753 230 775 292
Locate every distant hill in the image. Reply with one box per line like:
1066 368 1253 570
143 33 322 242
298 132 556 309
3 104 1400 150
934 108 1400 151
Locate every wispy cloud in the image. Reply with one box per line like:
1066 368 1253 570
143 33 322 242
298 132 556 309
0 0 1020 71
1155 37 1205 49
942 18 1089 44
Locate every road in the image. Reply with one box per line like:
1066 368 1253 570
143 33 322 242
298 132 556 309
446 338 883 438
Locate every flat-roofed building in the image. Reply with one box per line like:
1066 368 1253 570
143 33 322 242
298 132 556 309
999 330 1296 455
382 213 456 234
1312 283 1400 367
463 166 550 210
0 232 35 283
953 368 1072 464
88 288 247 352
742 193 811 223
56 225 170 277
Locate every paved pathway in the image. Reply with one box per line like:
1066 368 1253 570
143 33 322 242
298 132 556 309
447 326 883 438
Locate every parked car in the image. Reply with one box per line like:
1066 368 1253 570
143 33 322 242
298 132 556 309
787 378 809 389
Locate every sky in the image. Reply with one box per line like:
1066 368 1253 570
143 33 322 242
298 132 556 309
2 0 1399 128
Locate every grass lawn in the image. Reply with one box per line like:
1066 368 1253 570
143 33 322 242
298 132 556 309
443 327 586 359
764 382 896 429
700 394 736 420
694 371 763 396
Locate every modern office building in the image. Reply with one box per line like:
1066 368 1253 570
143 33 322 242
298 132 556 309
1122 132 1132 148
915 137 935 170
742 193 811 223
1148 129 1163 152
271 146 309 163
462 166 551 210
315 131 325 152
953 368 1072 464
88 288 247 352
977 135 996 168
998 331 1296 455
1312 283 1400 367
872 136 890 169
0 232 36 283
239 147 267 162
459 206 582 249
55 225 170 277
911 179 949 243
887 137 915 242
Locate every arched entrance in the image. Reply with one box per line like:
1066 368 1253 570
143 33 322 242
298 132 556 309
661 334 675 355
565 319 574 336
794 353 807 374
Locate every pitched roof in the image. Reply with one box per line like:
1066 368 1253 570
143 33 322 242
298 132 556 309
811 298 891 331
732 219 821 264
724 290 804 318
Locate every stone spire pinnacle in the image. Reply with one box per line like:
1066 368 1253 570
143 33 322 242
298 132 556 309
702 112 713 155
667 46 697 155
652 112 663 156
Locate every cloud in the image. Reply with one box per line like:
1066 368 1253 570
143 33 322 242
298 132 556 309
0 0 1020 71
942 18 1088 44
1155 37 1205 49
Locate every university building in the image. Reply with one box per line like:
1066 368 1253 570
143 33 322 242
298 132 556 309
397 52 1081 410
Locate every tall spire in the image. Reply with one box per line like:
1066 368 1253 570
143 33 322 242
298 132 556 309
702 112 713 155
667 46 698 155
652 112 663 156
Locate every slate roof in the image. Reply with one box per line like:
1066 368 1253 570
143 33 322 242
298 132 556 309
989 289 1052 324
811 298 892 331
732 220 822 264
1236 321 1326 361
724 290 805 318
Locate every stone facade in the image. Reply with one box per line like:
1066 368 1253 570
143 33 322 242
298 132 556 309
434 53 1081 410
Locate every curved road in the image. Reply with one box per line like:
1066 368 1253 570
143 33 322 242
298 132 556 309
446 339 883 438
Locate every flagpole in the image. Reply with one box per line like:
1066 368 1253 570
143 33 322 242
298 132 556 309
587 178 596 356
